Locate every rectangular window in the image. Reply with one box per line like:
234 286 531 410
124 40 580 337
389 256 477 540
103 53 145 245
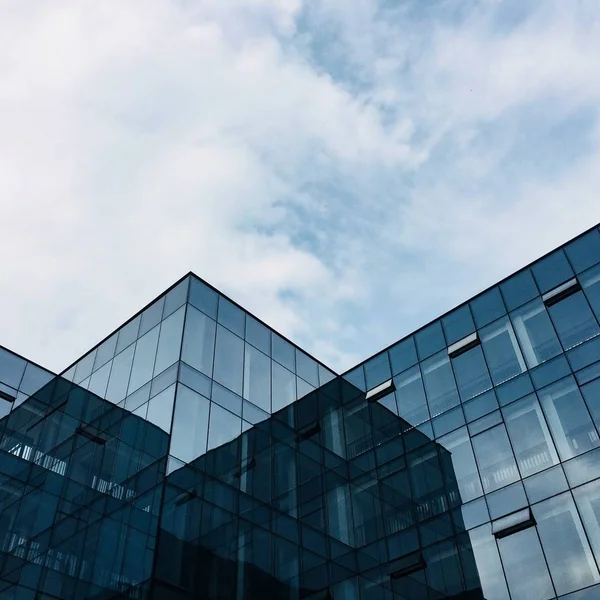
451 345 492 401
243 343 271 413
421 352 460 417
480 317 527 385
213 325 244 396
547 290 600 350
394 366 429 428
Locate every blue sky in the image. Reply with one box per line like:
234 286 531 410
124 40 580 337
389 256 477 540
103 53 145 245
1 0 600 374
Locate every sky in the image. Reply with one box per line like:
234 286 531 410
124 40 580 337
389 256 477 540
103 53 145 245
1 0 600 375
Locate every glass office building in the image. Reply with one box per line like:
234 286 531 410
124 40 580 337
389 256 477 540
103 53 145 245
1 224 600 599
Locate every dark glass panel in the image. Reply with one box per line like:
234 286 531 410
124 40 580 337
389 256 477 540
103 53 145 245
217 297 245 337
471 287 507 329
531 249 574 294
189 277 218 319
547 291 600 350
245 315 271 355
421 352 460 417
243 343 271 413
415 321 445 360
18 363 53 397
272 362 296 412
127 326 160 394
451 346 492 401
442 305 475 345
138 297 164 337
565 229 600 273
213 326 244 396
170 384 210 462
388 337 418 376
581 265 600 322
463 390 499 423
500 269 539 311
272 334 295 372
486 481 527 520
523 465 568 504
181 305 216 377
394 365 429 428
363 353 391 390
296 351 319 388
480 316 526 385
154 305 185 376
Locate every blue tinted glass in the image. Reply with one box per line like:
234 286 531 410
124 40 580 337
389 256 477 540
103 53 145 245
496 372 534 407
213 326 244 396
146 385 176 433
567 335 600 372
548 291 600 350
581 378 600 430
139 298 164 337
154 306 185 376
88 362 111 399
564 447 600 488
128 326 160 395
207 403 241 450
106 345 135 403
296 351 319 387
581 265 600 321
480 317 526 385
442 305 475 345
470 287 507 329
500 269 539 311
432 406 465 438
363 353 391 389
565 229 600 274
415 321 446 360
538 376 600 461
468 524 510 599
212 382 242 416
576 361 600 386
560 585 600 600
421 352 460 417
189 277 218 319
181 306 216 377
439 428 483 502
272 334 295 372
296 376 315 400
179 363 211 398
524 465 568 504
486 481 527 520
318 365 336 386
468 410 503 436
217 297 245 337
243 344 271 413
74 350 96 384
497 528 554 600
18 363 53 397
510 299 562 368
163 277 189 318
573 479 600 568
451 346 492 401
463 390 498 423
170 385 209 462
460 500 489 530
471 424 519 493
389 337 418 375
343 365 365 391
531 249 574 294
272 362 296 412
530 355 571 390
394 366 429 428
245 316 271 355
502 394 559 477
533 493 600 596
115 315 141 354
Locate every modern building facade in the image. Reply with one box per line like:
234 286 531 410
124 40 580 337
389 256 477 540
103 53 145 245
1 224 600 599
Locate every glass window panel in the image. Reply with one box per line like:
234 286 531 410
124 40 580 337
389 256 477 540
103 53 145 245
207 403 241 451
532 249 575 294
115 315 141 354
163 277 189 318
538 376 600 461
471 424 520 493
565 229 600 274
548 291 600 350
500 269 539 311
531 355 571 391
564 448 600 488
245 316 271 355
154 306 185 376
463 390 499 423
533 493 600 596
486 482 527 520
106 345 135 403
243 344 271 412
567 335 600 372
459 498 489 530
217 297 245 337
421 352 460 417
468 410 503 436
573 479 600 564
496 372 534 407
179 362 212 398
451 346 492 401
93 333 118 372
272 334 295 371
363 353 391 390
468 524 510 600
18 363 53 397
576 362 600 386
212 382 242 416
438 427 483 503
389 337 418 376
511 299 562 368
146 385 176 433
74 350 96 384
127 326 160 395
139 298 164 337
169 385 210 463
318 365 336 386
480 317 526 385
189 277 218 319
582 378 600 431
181 305 216 377
88 362 111 399
503 395 559 477
415 321 445 360
442 305 475 345
524 465 568 504
432 406 465 438
581 265 600 322
497 527 554 600
296 376 315 400
296 351 319 387
213 326 244 396
242 400 269 425
272 362 296 413
471 287 508 330
124 382 150 412
394 365 429 428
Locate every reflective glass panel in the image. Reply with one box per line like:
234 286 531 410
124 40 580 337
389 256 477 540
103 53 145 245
106 345 135 403
442 305 475 345
511 299 562 367
388 337 418 376
296 351 319 387
207 403 242 451
500 269 539 311
471 424 520 493
272 334 295 372
181 305 216 377
127 326 160 394
538 376 600 460
547 291 600 351
217 297 245 337
272 362 296 413
468 525 510 600
245 316 271 355
415 321 445 360
213 326 244 396
243 344 271 413
581 265 600 321
451 346 492 401
471 287 507 329
565 229 600 273
169 385 210 462
531 249 574 294
503 394 559 477
394 365 429 428
533 493 600 596
154 305 185 376
189 277 218 319
146 385 176 433
115 315 140 354
421 352 460 417
480 317 527 385
139 297 164 337
573 479 600 564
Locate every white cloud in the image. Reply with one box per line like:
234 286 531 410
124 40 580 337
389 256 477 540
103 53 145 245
1 0 599 374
